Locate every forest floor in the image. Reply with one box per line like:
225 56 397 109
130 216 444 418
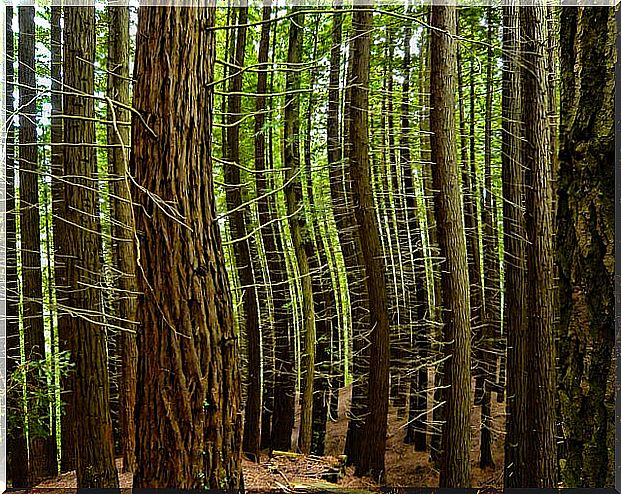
33 383 505 491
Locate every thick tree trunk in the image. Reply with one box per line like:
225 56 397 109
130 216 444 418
505 7 559 487
342 19 371 472
62 6 119 488
131 6 243 489
557 6 615 487
106 3 137 473
429 5 472 488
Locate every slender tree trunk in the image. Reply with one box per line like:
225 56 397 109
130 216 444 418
254 4 277 452
131 6 243 489
106 3 137 473
303 23 331 456
347 7 390 482
502 6 530 488
255 9 296 454
62 6 119 488
222 6 262 461
479 7 498 470
430 5 472 488
400 18 428 452
50 5 76 475
522 6 558 486
19 5 57 482
283 7 315 455
6 6 30 486
326 4 344 422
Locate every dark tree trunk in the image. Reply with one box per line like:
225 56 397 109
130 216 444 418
479 7 499 470
347 7 390 482
222 6 262 461
62 6 119 488
19 6 57 482
400 18 428 453
303 23 331 456
342 18 371 472
430 5 472 488
51 5 76 475
6 6 30 486
283 7 316 455
502 6 530 488
131 6 243 489
557 6 615 488
106 4 137 473
522 6 558 486
506 7 558 487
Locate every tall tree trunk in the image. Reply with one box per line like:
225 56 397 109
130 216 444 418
303 22 331 456
522 6 558 486
326 4 344 422
502 6 530 488
6 5 30 485
429 5 472 488
50 5 76 475
222 6 262 461
283 7 316 455
19 5 57 482
479 7 498 470
342 18 371 471
401 18 429 453
506 6 559 487
557 6 615 487
347 7 390 482
106 3 137 473
254 8 296 454
254 4 277 452
62 6 118 488
131 6 243 489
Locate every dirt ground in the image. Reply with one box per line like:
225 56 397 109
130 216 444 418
33 382 505 491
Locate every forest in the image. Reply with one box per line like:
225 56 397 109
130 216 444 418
3 1 616 490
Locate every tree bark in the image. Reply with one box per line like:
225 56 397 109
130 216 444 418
6 6 30 486
347 7 390 482
283 7 316 455
131 6 243 489
106 4 137 473
429 5 472 488
62 6 119 488
557 6 615 487
18 6 57 482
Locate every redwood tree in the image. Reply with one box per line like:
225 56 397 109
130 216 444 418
131 6 243 489
429 5 472 488
62 6 119 487
348 7 391 481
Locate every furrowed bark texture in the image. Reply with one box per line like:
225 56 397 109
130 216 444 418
131 7 243 489
62 6 119 488
429 5 472 488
